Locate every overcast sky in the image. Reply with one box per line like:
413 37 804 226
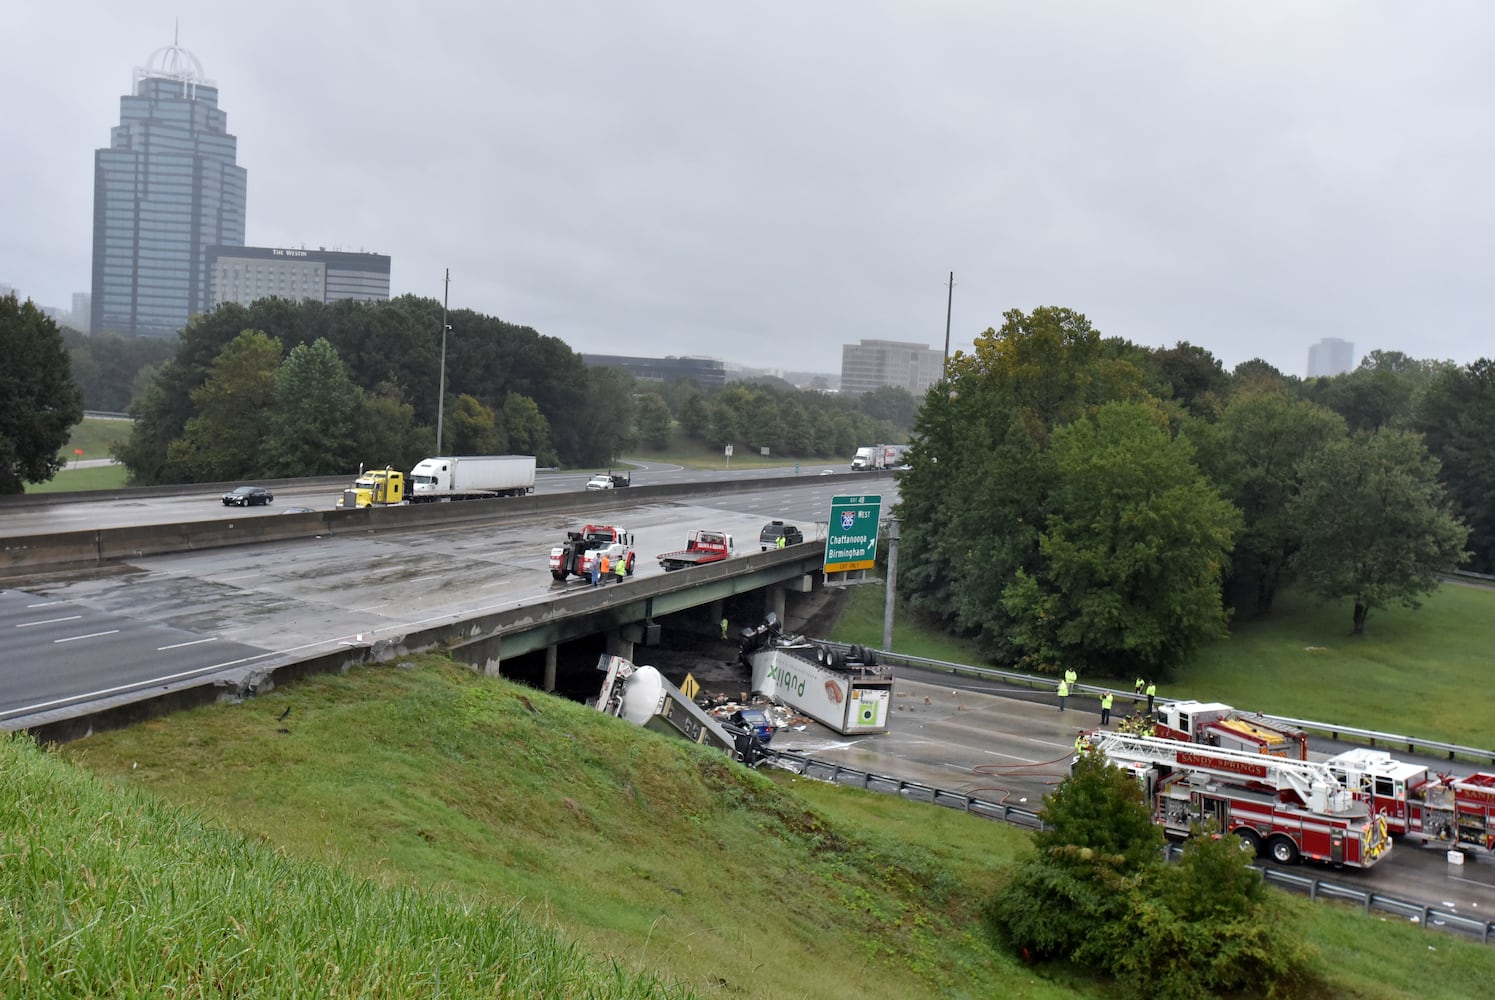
6 1 1494 378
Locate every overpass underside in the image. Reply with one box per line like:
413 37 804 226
446 556 820 679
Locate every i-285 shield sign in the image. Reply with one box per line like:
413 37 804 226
823 495 882 572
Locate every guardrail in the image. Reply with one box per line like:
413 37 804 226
875 649 1495 768
766 749 1495 945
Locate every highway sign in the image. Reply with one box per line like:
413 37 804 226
824 494 882 573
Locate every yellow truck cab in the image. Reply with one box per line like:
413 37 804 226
338 467 405 508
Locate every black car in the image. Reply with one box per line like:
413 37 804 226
222 486 274 507
759 520 803 551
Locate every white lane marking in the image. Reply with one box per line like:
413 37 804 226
26 601 69 608
54 630 121 643
18 615 84 628
983 749 1041 763
406 575 440 584
157 637 219 651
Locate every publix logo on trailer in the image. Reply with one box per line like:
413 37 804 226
766 662 807 699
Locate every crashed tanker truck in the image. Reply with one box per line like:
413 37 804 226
738 614 893 735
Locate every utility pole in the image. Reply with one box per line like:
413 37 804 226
942 271 955 376
436 268 450 454
882 518 900 653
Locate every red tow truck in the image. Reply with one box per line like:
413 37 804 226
656 530 736 572
549 524 637 581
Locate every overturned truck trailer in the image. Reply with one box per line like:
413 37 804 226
738 614 894 735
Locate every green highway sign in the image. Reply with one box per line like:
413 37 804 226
824 494 882 572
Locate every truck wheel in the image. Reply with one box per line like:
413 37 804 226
626 553 635 575
1267 836 1300 865
1235 828 1262 859
551 570 566 582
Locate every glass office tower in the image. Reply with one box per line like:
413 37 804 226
90 43 247 337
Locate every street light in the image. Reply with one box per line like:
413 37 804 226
435 268 450 454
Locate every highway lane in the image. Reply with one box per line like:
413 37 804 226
768 671 1495 927
1 589 270 726
0 480 894 725
0 461 863 537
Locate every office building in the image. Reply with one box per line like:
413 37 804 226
90 40 247 337
840 339 944 395
1307 337 1355 377
581 354 727 389
208 246 391 307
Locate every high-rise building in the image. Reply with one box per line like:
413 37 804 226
840 339 943 395
208 247 391 307
90 40 247 337
1307 337 1355 377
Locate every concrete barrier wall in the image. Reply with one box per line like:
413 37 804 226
0 475 350 510
0 470 895 573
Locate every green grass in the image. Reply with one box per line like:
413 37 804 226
52 660 1055 1000
829 581 1495 748
26 462 130 493
35 657 1494 998
56 415 133 464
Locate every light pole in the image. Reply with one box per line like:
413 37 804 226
942 271 955 376
435 268 450 454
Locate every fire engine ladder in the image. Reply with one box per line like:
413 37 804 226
1086 731 1350 810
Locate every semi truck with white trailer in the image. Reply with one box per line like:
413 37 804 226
850 444 908 471
338 455 536 508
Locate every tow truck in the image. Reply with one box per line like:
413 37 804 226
1084 730 1392 868
656 530 736 572
548 524 637 581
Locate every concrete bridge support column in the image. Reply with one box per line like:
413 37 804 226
765 586 786 624
543 644 557 692
605 630 635 663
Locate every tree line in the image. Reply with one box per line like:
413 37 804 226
17 294 912 489
897 307 1481 677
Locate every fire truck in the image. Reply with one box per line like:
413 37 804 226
1152 701 1308 759
1325 747 1495 852
1084 731 1392 869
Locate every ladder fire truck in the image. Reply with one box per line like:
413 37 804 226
1325 747 1495 853
1084 731 1393 869
1152 701 1308 759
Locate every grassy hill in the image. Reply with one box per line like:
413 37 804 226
9 656 1486 998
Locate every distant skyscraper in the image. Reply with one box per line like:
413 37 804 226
90 39 247 337
1307 337 1355 377
840 339 943 395
208 247 392 307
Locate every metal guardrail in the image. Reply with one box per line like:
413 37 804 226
1257 868 1492 944
875 650 1495 767
767 749 1495 945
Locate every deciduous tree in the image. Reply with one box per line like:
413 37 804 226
1290 429 1468 633
1002 402 1240 676
445 393 503 455
262 338 361 477
633 392 673 450
0 293 84 493
164 330 282 482
1411 359 1495 573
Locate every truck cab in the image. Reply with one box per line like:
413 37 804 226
337 468 405 508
